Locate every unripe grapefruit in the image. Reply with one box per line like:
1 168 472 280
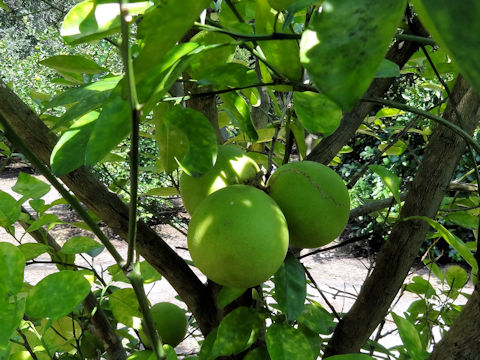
140 302 188 348
188 185 289 288
267 161 350 248
180 145 260 214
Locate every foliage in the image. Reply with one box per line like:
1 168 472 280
0 1 479 360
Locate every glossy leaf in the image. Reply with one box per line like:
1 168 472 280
212 307 263 357
0 296 25 348
60 236 104 255
392 313 428 359
412 0 480 95
300 0 406 110
40 55 104 74
108 262 161 284
445 211 478 230
369 165 402 205
12 172 50 202
0 243 25 296
266 323 313 360
0 190 21 229
445 265 468 290
221 92 258 142
26 271 91 319
298 303 336 335
61 0 153 44
51 111 99 176
141 187 179 197
405 276 436 299
161 106 218 177
26 213 64 232
378 140 407 156
109 288 142 329
273 253 306 321
135 0 211 82
217 287 248 309
293 91 342 135
17 243 49 261
197 63 257 88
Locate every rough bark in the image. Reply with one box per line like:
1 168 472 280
429 288 480 360
0 80 220 335
306 17 428 165
324 76 480 356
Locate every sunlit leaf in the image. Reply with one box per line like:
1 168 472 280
0 191 21 229
221 92 258 142
0 297 25 348
300 0 406 109
17 243 49 261
141 187 179 197
40 55 104 74
445 265 468 290
369 165 402 205
392 313 428 359
294 91 342 135
26 213 64 232
12 172 50 202
266 323 313 360
298 303 336 335
109 288 142 329
26 271 91 319
60 236 103 255
0 243 25 296
405 276 436 299
378 140 407 156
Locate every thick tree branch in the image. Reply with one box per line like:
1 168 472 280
0 80 220 335
324 76 480 356
306 16 428 164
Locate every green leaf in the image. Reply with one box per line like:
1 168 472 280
445 211 479 230
369 165 402 205
40 55 104 74
0 296 25 348
412 0 480 95
221 92 258 142
0 1 10 10
127 350 155 360
141 187 179 197
243 346 271 360
109 288 142 329
0 243 25 296
300 0 406 110
445 265 468 290
135 0 211 82
197 63 257 88
60 236 103 255
324 355 375 360
405 276 436 299
0 190 21 228
26 213 64 232
375 108 405 118
376 59 400 78
162 106 218 177
51 111 99 175
297 303 336 335
423 259 444 283
17 243 49 261
107 262 161 284
392 313 428 360
26 271 91 319
212 307 263 357
198 328 218 360
273 253 306 321
61 0 153 45
217 287 248 309
293 91 342 135
378 140 407 156
12 172 50 202
266 323 313 360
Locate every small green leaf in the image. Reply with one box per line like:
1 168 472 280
107 262 161 284
126 350 155 360
12 172 51 202
60 236 103 255
26 213 64 232
378 140 407 156
17 243 49 261
298 303 336 335
197 63 257 88
293 91 342 135
273 253 306 321
266 323 313 360
300 0 406 110
162 106 218 177
445 265 468 290
212 307 263 357
369 165 402 205
392 313 428 360
217 287 248 309
375 108 405 118
0 0 10 10
141 187 179 197
405 276 436 299
0 296 25 348
40 55 104 74
445 211 479 230
423 259 444 283
26 271 91 319
221 92 258 142
109 288 142 329
0 190 21 229
376 59 400 78
0 243 25 296
243 346 271 360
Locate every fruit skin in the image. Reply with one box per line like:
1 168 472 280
180 145 260 215
267 161 350 248
188 185 289 288
140 302 188 348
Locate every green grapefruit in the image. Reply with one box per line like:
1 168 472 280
140 302 188 348
267 161 350 248
179 145 260 214
188 185 289 288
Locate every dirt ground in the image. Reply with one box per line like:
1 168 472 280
0 166 473 356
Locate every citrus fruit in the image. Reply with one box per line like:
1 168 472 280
188 185 289 288
180 145 260 214
267 161 350 248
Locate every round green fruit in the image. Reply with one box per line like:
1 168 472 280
140 302 188 348
188 184 289 288
267 161 350 248
180 145 260 215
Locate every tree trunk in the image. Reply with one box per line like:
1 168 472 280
0 80 220 335
324 76 480 356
